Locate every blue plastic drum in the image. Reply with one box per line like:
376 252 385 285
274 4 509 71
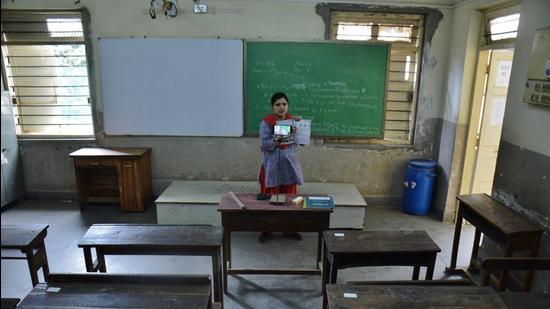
402 159 437 215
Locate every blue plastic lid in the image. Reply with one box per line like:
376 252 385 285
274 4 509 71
409 159 437 169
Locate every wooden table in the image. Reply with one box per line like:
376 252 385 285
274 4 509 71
1 224 50 286
69 148 152 212
218 192 332 293
16 273 213 308
326 284 509 308
77 224 223 304
446 194 542 291
322 230 441 309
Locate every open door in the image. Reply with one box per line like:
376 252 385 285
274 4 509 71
461 49 514 195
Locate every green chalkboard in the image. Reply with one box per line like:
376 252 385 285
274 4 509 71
246 41 389 137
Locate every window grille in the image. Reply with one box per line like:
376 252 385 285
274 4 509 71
1 9 93 137
331 12 424 142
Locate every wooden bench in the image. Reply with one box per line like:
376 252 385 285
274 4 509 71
322 230 441 309
78 224 223 305
481 257 550 290
1 224 50 286
326 284 549 308
16 273 213 308
0 298 20 309
446 194 543 291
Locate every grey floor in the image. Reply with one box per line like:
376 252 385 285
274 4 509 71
1 200 475 309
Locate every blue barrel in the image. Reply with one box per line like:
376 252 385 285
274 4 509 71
402 159 437 215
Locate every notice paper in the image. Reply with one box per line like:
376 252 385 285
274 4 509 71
343 293 358 298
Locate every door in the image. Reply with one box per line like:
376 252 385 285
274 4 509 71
461 49 514 195
1 76 23 207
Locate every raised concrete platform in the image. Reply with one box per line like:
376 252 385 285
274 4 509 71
156 181 367 228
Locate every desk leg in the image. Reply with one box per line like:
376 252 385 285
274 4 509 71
317 232 322 269
523 234 541 292
74 167 89 211
227 231 232 269
468 228 481 272
212 248 223 304
498 239 514 291
24 249 39 287
83 247 95 272
223 229 229 293
322 242 330 309
449 208 463 270
412 267 420 280
97 248 107 273
426 254 437 280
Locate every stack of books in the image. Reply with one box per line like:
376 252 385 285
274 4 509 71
303 196 334 209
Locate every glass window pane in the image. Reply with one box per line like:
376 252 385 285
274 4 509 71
46 18 84 38
489 13 519 41
336 22 372 41
378 25 413 42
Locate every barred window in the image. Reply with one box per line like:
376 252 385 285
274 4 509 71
1 10 93 137
331 12 424 142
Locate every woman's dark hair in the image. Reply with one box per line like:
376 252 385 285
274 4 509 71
271 92 289 106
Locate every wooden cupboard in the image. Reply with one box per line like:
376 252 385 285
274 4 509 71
70 148 152 212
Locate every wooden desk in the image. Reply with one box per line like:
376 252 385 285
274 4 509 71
69 148 152 212
16 273 212 308
446 194 542 291
322 230 441 309
77 224 223 304
218 193 332 293
1 224 50 286
326 284 508 308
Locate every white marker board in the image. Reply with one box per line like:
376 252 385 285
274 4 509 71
99 38 243 136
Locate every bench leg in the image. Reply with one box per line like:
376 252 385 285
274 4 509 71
83 247 96 272
412 266 420 280
40 242 50 280
97 249 107 272
426 254 437 280
24 250 39 286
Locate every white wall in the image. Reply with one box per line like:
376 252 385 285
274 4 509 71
4 0 455 208
501 0 550 156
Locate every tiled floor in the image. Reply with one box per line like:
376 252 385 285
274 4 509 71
1 200 474 309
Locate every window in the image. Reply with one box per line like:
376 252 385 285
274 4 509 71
484 5 520 45
1 10 94 137
331 12 424 142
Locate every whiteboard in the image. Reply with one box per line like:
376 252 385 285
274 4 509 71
99 38 243 136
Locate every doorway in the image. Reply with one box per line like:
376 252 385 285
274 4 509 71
460 48 514 196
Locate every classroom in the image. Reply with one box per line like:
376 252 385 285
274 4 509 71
1 0 549 308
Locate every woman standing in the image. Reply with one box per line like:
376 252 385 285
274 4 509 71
258 92 303 243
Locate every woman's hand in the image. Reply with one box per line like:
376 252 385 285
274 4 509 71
293 115 302 121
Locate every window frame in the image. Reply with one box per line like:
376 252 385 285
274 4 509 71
0 8 97 140
483 4 521 47
316 4 439 145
